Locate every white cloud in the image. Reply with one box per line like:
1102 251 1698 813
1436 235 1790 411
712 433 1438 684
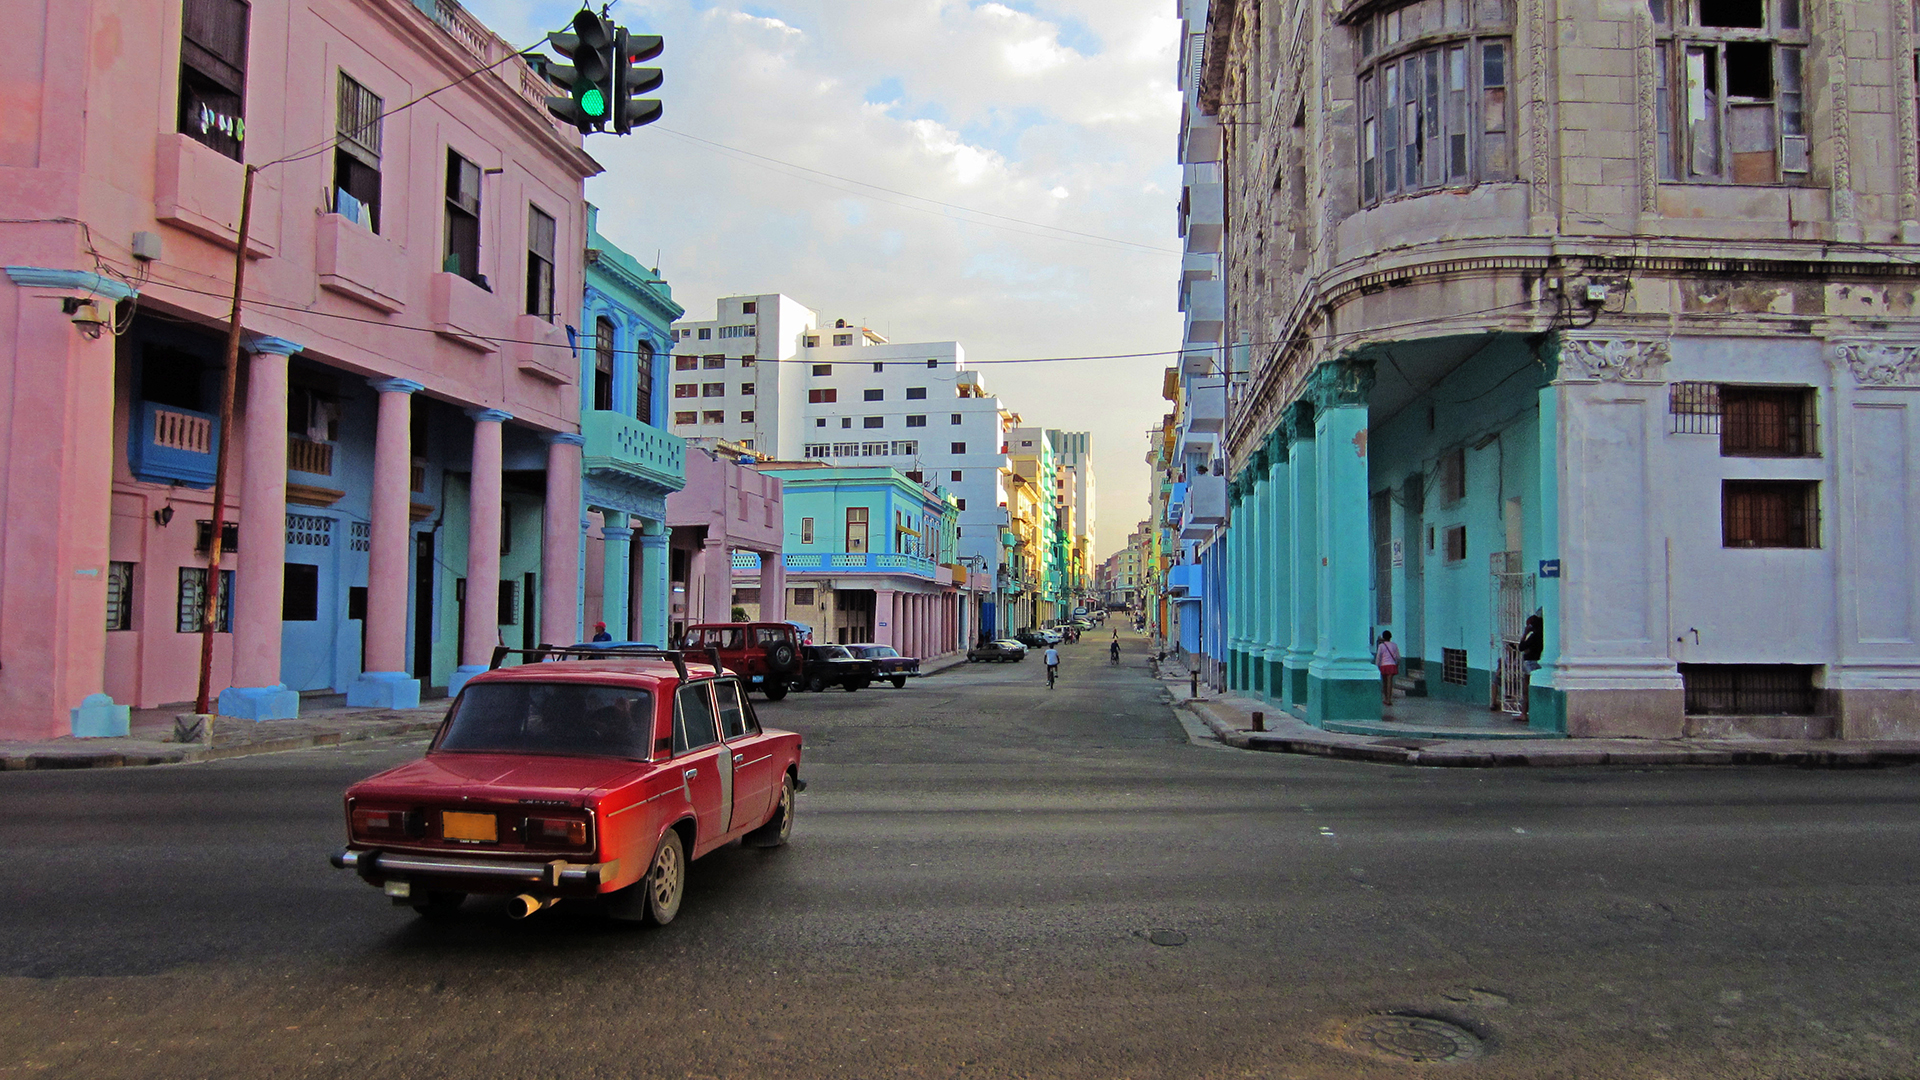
466 0 1182 557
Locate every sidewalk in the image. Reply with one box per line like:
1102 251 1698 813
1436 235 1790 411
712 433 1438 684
1164 680 1920 769
1 698 449 772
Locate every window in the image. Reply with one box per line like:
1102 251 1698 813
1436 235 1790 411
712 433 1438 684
1444 524 1467 562
741 355 756 366
673 684 720 754
893 441 919 456
1438 447 1467 503
742 301 758 314
846 507 870 552
702 383 725 397
697 328 711 340
813 364 833 376
1654 0 1808 183
526 206 556 319
178 0 249 160
334 72 381 231
842 417 853 428
732 588 761 606
906 387 927 400
791 587 816 606
1355 0 1513 206
1441 647 1469 685
675 355 697 371
594 318 616 411
951 413 963 424
805 335 820 347
106 562 134 631
673 384 697 399
444 150 482 282
809 388 838 404
864 416 884 429
635 341 654 423
956 498 968 511
500 503 513 556
715 679 756 740
1723 480 1818 547
1680 663 1819 714
1721 386 1815 456
703 355 726 369
927 359 939 368
951 470 963 482
951 442 967 454
702 410 725 424
283 562 319 621
865 388 884 401
834 333 854 346
718 325 755 339
815 418 827 427
906 415 927 427
873 362 885 373
740 383 755 396
674 411 696 425
740 411 755 423
176 567 233 633
801 517 814 544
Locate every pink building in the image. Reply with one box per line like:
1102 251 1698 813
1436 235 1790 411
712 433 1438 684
0 0 598 737
665 444 785 642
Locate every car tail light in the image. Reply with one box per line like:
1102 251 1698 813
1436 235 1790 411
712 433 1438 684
351 808 424 839
523 816 589 848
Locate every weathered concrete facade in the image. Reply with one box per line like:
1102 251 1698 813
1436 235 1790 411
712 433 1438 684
1203 0 1920 737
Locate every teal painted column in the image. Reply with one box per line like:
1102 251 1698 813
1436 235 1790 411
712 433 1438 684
1246 468 1268 695
1262 432 1291 699
600 511 633 640
1226 485 1246 690
1283 401 1317 708
1531 378 1565 731
638 523 670 647
1306 359 1379 724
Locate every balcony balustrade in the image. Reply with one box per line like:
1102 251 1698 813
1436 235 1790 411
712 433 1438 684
130 401 218 487
582 410 687 492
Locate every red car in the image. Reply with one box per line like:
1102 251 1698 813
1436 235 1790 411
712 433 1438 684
329 646 804 923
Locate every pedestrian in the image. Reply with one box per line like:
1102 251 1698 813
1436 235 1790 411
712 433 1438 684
1375 630 1400 708
1043 644 1060 688
1519 610 1544 722
591 621 612 643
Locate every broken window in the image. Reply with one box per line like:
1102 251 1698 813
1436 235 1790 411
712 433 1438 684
1656 0 1808 184
1355 0 1511 206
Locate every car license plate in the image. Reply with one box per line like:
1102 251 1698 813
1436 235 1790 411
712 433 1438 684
442 811 497 842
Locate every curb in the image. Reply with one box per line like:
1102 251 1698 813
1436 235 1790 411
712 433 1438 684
0 719 444 773
1173 701 1920 769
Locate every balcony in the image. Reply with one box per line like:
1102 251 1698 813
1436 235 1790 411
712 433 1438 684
582 411 688 493
1182 182 1223 253
1183 280 1224 345
1180 473 1227 539
1186 380 1226 433
779 551 939 579
129 401 218 487
1167 563 1204 599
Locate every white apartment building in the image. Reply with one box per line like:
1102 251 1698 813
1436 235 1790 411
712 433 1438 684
671 294 1018 596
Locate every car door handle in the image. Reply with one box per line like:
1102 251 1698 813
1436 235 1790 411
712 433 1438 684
732 753 744 764
683 768 699 780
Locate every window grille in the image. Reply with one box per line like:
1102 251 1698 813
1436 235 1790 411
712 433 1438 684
497 580 518 626
1441 647 1469 685
674 411 696 425
1681 663 1820 715
286 514 333 547
349 521 371 553
177 567 233 633
1722 480 1818 548
334 72 382 231
106 562 134 631
1720 386 1815 456
1444 524 1467 562
1669 381 1722 433
791 588 816 606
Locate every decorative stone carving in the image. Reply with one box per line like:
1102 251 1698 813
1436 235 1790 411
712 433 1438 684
1635 9 1659 213
1310 358 1375 410
1837 343 1920 386
1283 398 1317 442
1559 338 1672 381
1262 427 1289 467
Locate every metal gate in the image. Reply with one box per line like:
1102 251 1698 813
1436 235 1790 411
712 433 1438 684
1489 551 1535 714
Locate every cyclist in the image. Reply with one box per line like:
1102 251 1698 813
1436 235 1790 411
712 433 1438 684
1043 645 1060 689
1109 635 1121 666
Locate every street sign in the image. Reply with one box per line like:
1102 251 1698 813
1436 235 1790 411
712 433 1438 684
1539 559 1560 578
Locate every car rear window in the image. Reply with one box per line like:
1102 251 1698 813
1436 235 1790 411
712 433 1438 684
440 683 654 759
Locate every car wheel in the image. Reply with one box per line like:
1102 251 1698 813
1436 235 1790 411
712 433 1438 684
411 890 465 920
644 829 685 925
763 682 789 701
891 675 907 688
745 773 796 848
807 675 826 693
767 642 797 672
844 679 861 692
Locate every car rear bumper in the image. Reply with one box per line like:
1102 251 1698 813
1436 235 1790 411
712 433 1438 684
331 848 619 893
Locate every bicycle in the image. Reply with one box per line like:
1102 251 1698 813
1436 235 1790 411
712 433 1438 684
1046 663 1058 690
1109 644 1121 666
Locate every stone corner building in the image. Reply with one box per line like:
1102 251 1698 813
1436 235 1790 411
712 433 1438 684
1197 0 1920 738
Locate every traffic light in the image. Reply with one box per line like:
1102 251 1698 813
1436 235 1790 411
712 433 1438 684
543 10 616 135
612 29 664 134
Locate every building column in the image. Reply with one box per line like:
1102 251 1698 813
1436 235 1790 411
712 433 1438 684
638 524 670 645
1306 360 1378 723
1284 401 1318 708
600 510 633 642
1262 433 1292 700
221 337 304 719
701 537 730 624
1226 489 1245 690
343 377 422 709
542 433 584 647
874 588 898 649
759 550 787 622
449 409 510 696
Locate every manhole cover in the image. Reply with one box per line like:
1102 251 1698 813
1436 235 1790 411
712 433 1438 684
1145 929 1187 946
1346 1014 1484 1063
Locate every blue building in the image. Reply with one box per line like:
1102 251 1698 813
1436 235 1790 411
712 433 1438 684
578 206 687 645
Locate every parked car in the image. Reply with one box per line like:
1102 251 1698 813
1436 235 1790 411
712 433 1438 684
968 640 1027 663
844 643 920 687
681 622 804 700
1014 629 1057 648
800 644 875 692
329 647 803 924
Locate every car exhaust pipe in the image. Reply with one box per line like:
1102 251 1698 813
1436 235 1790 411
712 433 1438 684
508 894 559 919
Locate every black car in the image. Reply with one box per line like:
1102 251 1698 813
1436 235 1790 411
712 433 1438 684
800 644 875 692
1014 629 1053 648
967 640 1026 663
844 643 919 687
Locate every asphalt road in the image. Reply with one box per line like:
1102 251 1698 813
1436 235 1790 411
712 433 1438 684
1 631 1916 1079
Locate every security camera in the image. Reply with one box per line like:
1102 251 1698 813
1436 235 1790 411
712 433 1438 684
63 298 108 338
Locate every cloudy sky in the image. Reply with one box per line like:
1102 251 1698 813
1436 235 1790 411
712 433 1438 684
467 0 1185 559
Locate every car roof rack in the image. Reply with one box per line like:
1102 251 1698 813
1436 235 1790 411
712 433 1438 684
488 644 694 681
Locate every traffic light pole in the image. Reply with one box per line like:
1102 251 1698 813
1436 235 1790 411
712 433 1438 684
194 164 257 717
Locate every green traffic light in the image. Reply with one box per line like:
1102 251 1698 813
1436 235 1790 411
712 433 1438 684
581 87 607 117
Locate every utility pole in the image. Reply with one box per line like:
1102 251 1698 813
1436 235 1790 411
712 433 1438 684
194 165 256 716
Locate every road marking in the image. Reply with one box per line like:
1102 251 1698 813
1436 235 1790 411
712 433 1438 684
1318 827 1336 838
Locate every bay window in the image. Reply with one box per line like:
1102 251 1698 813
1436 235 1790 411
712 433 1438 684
1356 0 1512 206
1653 0 1808 184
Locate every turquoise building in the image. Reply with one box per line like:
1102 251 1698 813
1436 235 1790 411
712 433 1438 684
577 206 687 645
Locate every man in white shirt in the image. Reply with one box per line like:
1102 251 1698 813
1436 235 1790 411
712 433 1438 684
1043 646 1060 688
